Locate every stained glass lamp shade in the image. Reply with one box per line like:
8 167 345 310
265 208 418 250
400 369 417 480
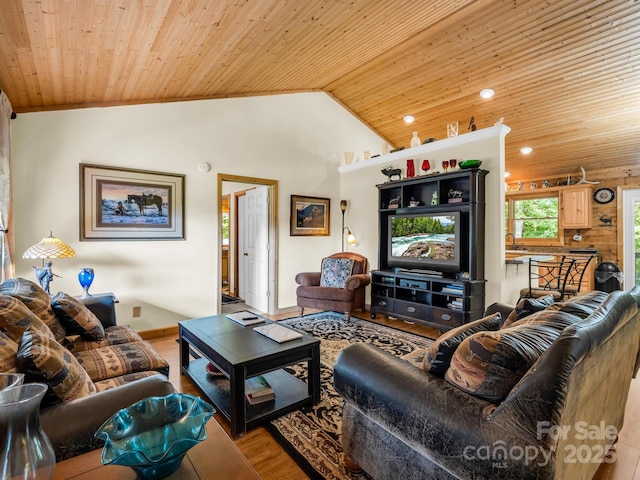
22 232 76 293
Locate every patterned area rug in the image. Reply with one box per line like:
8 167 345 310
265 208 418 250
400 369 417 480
267 312 434 480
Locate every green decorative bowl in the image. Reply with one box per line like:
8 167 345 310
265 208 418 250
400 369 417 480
459 159 482 169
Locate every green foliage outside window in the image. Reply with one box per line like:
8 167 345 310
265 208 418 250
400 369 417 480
222 213 230 241
512 197 558 239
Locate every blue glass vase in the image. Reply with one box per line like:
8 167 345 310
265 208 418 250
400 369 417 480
78 268 95 297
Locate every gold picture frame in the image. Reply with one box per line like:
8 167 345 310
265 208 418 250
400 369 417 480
290 195 330 236
80 164 185 240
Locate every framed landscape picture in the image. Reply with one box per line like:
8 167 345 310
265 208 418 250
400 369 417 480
290 195 330 236
80 164 185 240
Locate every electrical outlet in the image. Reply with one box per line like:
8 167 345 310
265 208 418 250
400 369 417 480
132 306 141 317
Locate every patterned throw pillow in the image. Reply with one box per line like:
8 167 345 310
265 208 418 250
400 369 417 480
16 326 96 407
501 294 554 329
421 312 502 376
0 294 56 342
51 292 105 341
0 278 66 342
0 331 18 372
445 321 564 403
319 257 355 288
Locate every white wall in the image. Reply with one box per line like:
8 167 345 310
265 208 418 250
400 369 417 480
11 92 383 330
338 125 513 307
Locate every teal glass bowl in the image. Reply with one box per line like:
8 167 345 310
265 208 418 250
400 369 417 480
95 394 215 480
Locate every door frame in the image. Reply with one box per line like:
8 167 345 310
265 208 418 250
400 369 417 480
617 185 640 288
218 174 278 314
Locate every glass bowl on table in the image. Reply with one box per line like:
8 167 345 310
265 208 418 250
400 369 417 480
95 393 215 480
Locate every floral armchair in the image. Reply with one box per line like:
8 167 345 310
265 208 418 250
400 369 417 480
295 252 370 321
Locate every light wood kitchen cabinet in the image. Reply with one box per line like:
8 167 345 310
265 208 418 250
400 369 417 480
560 185 592 229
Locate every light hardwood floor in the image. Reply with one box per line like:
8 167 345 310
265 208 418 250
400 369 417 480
147 309 640 480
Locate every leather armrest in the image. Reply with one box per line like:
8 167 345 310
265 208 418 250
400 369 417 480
78 293 118 328
344 274 371 290
41 374 174 451
484 302 515 326
295 272 321 286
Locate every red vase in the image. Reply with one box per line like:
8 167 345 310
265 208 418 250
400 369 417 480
406 159 415 178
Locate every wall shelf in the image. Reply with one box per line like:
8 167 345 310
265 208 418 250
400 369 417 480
338 124 511 174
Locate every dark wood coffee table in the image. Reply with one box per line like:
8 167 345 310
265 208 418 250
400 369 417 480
179 315 321 438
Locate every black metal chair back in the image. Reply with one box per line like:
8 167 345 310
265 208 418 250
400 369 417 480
561 255 596 298
522 257 576 300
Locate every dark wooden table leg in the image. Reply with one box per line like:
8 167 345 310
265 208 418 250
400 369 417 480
309 343 321 404
229 364 246 438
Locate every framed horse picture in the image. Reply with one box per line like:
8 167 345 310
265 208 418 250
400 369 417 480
80 164 185 240
290 195 330 236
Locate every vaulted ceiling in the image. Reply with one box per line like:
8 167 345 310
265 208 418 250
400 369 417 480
1 0 638 182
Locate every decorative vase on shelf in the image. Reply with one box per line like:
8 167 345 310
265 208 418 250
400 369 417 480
78 268 95 297
0 383 56 480
406 159 415 178
410 132 421 148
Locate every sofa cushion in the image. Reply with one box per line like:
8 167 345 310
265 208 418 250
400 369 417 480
0 331 18 372
0 294 56 342
421 312 502 376
51 292 105 341
501 294 554 329
93 371 164 392
0 278 66 342
15 326 96 407
63 325 143 353
320 257 355 288
74 341 169 382
445 318 568 403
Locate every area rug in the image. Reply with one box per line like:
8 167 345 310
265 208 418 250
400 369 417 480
267 312 434 480
221 293 242 304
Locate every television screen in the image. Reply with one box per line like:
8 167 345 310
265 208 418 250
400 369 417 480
388 212 461 272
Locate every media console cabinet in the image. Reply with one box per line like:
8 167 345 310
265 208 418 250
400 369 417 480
372 168 487 330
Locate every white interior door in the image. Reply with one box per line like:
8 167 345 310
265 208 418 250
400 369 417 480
243 186 269 312
238 195 247 300
623 188 640 289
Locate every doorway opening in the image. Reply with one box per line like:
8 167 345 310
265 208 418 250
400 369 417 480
218 174 278 315
620 186 640 289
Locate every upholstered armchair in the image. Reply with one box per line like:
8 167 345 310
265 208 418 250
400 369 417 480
295 252 370 321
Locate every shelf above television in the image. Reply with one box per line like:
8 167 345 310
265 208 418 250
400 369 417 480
338 124 511 174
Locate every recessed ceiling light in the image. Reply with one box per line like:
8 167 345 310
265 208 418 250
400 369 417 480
520 146 533 154
403 115 415 124
504 171 511 178
480 88 495 99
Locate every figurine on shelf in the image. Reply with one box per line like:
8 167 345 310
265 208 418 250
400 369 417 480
431 191 439 206
410 132 421 148
468 116 477 131
381 165 402 182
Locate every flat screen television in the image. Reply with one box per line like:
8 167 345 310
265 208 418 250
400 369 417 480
387 211 461 273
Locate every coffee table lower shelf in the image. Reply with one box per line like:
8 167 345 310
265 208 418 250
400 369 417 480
183 357 312 433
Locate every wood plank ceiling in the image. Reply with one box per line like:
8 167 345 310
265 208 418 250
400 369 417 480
0 0 638 183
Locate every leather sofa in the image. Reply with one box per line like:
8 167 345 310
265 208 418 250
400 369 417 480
334 288 640 480
0 278 174 460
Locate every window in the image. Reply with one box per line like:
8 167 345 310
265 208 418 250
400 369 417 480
506 191 562 246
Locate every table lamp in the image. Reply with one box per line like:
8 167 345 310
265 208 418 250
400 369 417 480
22 231 76 294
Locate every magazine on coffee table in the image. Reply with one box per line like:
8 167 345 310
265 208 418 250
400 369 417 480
253 323 303 343
226 311 265 326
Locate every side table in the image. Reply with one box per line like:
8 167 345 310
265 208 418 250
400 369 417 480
52 418 262 480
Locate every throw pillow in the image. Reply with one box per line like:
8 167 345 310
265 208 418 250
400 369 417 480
0 277 66 342
501 294 554 329
320 257 355 288
0 294 56 342
445 321 564 403
15 326 96 407
0 331 18 372
421 312 502 376
51 292 105 341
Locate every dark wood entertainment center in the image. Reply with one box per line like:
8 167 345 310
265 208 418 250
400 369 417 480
371 168 487 330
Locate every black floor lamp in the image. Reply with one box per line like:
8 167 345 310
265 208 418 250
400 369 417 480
340 200 356 252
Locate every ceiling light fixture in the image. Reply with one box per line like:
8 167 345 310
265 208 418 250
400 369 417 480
520 146 533 154
504 171 511 178
480 88 495 99
403 115 415 124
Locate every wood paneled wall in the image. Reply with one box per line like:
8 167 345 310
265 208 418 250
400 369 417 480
507 166 640 265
